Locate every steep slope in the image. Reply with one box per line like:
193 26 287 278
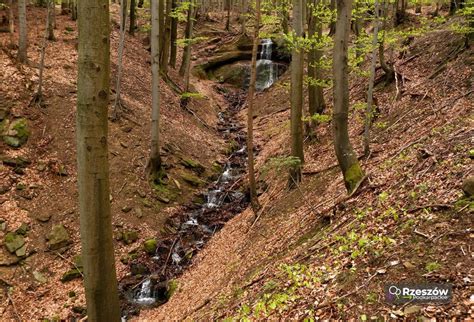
0 5 230 320
140 17 473 320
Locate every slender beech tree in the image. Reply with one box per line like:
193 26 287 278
379 0 394 84
8 0 14 34
288 0 304 186
18 0 27 63
76 0 121 319
306 0 326 136
169 0 178 68
47 0 55 41
179 1 194 82
247 0 261 211
148 0 163 177
70 0 77 20
160 0 172 73
130 0 136 35
113 0 128 120
333 0 364 193
363 0 379 156
183 0 196 92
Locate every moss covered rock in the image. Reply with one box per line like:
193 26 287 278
462 176 474 197
181 173 205 187
4 232 25 253
61 268 83 282
180 158 205 174
46 225 71 250
3 118 30 148
121 230 139 245
143 238 157 255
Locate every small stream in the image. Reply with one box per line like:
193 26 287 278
120 39 279 318
120 86 251 317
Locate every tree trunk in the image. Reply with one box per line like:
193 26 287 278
158 0 165 63
378 0 394 85
282 0 289 34
328 0 336 35
225 0 231 30
112 0 128 120
183 0 196 92
363 0 379 157
160 0 172 74
71 0 77 20
18 0 28 63
306 0 326 137
61 0 68 14
129 0 136 35
240 0 247 33
8 0 14 34
76 0 121 319
333 0 364 193
415 0 421 13
288 0 304 186
47 0 55 40
169 0 178 68
148 0 163 178
179 2 193 76
247 0 261 210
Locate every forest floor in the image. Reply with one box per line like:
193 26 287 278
0 3 472 321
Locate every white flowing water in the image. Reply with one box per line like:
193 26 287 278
134 279 156 306
256 39 278 91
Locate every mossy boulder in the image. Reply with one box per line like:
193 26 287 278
46 225 72 250
181 173 205 187
166 279 178 299
121 230 139 245
3 118 30 148
462 176 474 197
1 156 31 168
4 232 25 253
61 268 83 282
143 238 157 255
180 158 205 174
344 163 365 194
130 263 150 276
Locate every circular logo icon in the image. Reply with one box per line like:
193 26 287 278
388 285 401 296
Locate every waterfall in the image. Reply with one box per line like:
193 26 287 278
134 279 156 305
256 39 278 91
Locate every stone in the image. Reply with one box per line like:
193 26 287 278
0 248 21 266
180 158 205 174
404 305 422 315
4 232 25 253
461 176 474 197
143 238 157 255
46 225 71 250
135 207 143 219
3 118 30 148
36 213 52 223
403 261 416 269
181 173 205 187
33 271 47 283
130 263 150 276
15 223 29 235
156 195 170 204
15 244 26 257
1 156 31 168
0 185 9 195
121 206 132 213
122 230 138 245
61 268 83 282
